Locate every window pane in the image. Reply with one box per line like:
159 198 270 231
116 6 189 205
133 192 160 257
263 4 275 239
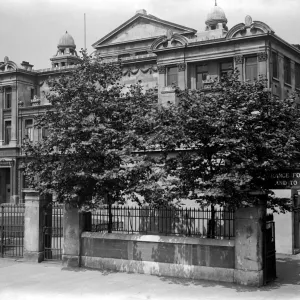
246 57 257 65
5 122 11 144
220 61 233 79
196 64 208 73
25 119 34 141
272 52 278 78
42 127 49 138
296 63 300 89
284 57 291 84
5 87 12 109
6 94 11 108
221 62 233 70
167 67 178 86
196 72 208 89
245 57 257 82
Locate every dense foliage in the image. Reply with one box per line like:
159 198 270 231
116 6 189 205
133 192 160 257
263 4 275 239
146 73 300 212
24 55 300 213
23 52 162 211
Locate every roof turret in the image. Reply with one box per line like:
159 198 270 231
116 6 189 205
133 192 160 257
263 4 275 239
58 31 76 49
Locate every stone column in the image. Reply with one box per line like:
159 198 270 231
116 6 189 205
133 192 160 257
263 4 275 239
157 65 166 106
234 55 244 81
278 53 284 99
10 84 18 146
234 204 265 286
291 61 296 89
177 63 186 90
0 87 4 145
23 189 46 262
62 204 86 268
258 52 268 78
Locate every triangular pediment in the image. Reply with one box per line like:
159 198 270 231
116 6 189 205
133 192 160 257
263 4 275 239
93 13 196 48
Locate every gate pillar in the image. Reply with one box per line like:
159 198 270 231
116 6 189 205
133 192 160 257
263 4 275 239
234 205 266 287
23 189 46 262
62 204 86 268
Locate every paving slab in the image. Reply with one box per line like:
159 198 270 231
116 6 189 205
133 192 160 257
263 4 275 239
0 254 300 300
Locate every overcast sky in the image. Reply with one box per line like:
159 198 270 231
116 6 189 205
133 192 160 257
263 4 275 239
0 0 299 69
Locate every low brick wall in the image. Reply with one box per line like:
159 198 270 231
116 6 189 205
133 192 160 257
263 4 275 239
81 232 235 283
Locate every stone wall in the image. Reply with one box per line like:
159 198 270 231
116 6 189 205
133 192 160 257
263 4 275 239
81 233 235 282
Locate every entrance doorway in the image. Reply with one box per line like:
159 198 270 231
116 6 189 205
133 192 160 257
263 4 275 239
0 168 11 204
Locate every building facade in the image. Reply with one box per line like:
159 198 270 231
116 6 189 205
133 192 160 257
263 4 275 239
0 31 80 203
1 3 300 253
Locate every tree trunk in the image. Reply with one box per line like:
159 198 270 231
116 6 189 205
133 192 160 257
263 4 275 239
107 194 113 233
208 204 215 239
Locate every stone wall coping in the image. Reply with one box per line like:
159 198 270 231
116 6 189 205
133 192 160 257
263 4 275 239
81 232 235 247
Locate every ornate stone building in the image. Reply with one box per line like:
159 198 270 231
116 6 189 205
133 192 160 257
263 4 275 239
0 31 80 204
0 3 300 253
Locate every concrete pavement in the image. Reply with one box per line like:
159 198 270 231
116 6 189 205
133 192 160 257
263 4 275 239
0 254 300 300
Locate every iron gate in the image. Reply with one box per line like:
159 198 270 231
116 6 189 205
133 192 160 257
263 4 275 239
0 204 25 258
264 214 276 284
43 203 63 261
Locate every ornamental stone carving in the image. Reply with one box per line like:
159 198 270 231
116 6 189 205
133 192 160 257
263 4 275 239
258 52 268 62
157 65 166 74
177 63 186 72
235 55 243 65
245 15 253 27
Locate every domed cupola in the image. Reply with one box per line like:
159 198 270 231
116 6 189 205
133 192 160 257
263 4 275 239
205 1 228 31
50 31 80 68
58 31 76 49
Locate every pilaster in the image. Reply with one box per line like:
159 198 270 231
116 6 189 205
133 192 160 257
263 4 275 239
10 84 18 146
291 60 296 89
234 55 243 81
62 204 86 268
234 205 265 287
23 189 47 262
0 87 4 145
258 52 268 79
177 63 186 90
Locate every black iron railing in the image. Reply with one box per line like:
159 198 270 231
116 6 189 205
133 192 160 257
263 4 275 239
0 204 25 258
84 206 235 239
43 202 63 261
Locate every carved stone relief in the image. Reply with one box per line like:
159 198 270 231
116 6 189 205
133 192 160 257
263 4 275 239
157 65 166 74
258 52 268 62
235 55 243 65
177 63 186 72
122 65 158 77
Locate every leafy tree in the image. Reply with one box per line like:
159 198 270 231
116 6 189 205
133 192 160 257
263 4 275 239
147 73 300 212
23 52 168 231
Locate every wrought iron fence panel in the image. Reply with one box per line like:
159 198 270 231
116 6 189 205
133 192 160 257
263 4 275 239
86 206 235 239
43 202 63 261
0 204 25 258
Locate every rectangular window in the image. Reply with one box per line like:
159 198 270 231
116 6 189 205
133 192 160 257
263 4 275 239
220 61 233 79
30 88 34 100
5 121 11 145
245 57 257 82
5 87 12 109
295 63 300 89
284 56 291 85
272 51 278 79
25 119 33 141
166 66 178 86
42 127 49 139
196 64 208 89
